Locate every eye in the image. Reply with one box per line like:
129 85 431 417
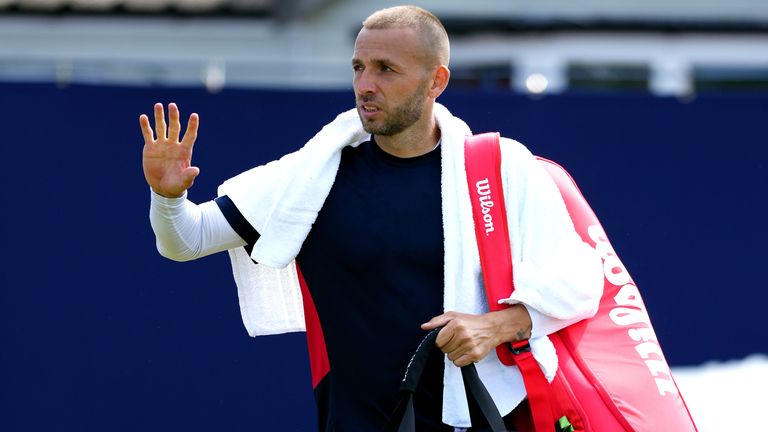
381 65 393 72
352 64 363 72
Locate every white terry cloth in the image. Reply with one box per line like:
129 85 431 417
217 103 603 427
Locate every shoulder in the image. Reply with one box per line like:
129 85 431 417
497 136 558 194
498 136 536 167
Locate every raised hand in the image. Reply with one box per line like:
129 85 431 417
140 103 200 198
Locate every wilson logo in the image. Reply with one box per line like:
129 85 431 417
587 225 679 397
475 178 495 235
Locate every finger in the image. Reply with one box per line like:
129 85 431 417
441 333 464 354
153 103 167 141
177 166 200 191
443 345 471 361
446 344 470 362
181 166 200 184
443 321 476 354
139 114 154 143
421 313 454 330
168 102 181 143
435 324 457 350
181 113 199 149
452 353 477 368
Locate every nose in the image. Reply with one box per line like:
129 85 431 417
355 68 376 95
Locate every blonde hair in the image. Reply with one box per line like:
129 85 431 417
362 5 450 67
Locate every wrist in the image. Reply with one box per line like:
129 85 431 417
151 188 185 199
491 305 532 344
150 188 187 204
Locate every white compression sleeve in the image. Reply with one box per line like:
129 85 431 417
149 190 247 261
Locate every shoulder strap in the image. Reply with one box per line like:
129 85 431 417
464 133 556 432
464 132 517 363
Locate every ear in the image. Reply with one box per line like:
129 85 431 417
428 65 450 99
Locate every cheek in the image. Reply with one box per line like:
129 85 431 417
397 83 425 102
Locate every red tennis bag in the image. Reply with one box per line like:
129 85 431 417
464 132 698 431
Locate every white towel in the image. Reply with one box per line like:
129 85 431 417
217 103 603 427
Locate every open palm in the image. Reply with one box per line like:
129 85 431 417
140 103 200 198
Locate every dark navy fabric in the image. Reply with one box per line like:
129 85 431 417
218 140 451 431
214 195 260 255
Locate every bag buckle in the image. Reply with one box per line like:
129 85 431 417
510 339 531 355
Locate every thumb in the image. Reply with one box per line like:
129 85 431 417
182 166 200 182
181 166 200 188
421 313 454 330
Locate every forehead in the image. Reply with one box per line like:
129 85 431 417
352 27 425 64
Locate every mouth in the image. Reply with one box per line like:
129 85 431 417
358 102 382 119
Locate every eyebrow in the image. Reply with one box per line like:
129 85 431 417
351 57 398 68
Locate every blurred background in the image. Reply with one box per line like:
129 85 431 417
1 0 766 431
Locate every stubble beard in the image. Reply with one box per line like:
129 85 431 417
358 79 429 136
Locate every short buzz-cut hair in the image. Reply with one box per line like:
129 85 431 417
362 5 450 67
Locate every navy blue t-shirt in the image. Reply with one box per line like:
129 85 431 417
218 140 451 431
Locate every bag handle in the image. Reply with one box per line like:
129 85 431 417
385 328 508 432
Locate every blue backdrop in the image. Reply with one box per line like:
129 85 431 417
1 83 765 431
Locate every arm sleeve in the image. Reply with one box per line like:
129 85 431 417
149 190 249 261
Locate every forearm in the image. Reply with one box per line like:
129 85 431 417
149 190 246 261
487 305 532 344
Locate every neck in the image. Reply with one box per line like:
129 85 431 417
373 108 441 158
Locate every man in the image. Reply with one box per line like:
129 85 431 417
141 5 602 431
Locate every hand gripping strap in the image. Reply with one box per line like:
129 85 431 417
464 133 554 432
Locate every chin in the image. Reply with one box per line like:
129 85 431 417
360 118 384 135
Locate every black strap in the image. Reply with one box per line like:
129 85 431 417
462 364 508 431
385 329 508 432
214 195 260 255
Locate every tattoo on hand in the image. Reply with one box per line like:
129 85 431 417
516 325 532 341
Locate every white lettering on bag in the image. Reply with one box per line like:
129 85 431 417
475 178 495 235
587 225 679 397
